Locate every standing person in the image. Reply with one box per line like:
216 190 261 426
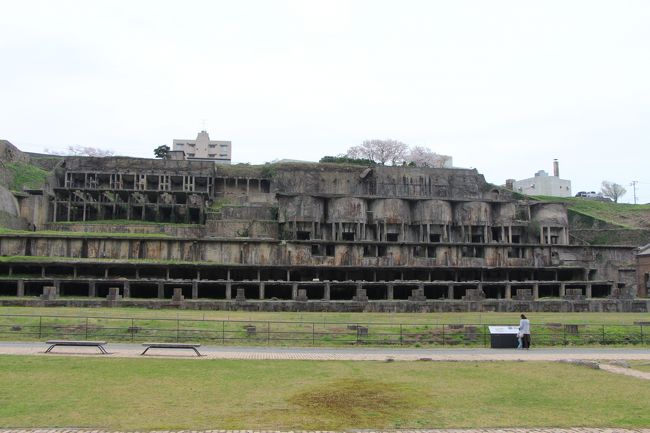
519 314 531 349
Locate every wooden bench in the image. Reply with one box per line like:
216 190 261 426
140 342 203 357
45 340 109 354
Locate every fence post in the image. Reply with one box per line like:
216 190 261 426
85 317 88 340
563 325 566 346
442 324 445 346
399 324 403 345
356 323 360 345
131 318 135 343
602 324 605 345
176 318 179 342
38 316 42 339
267 321 270 345
641 325 644 345
483 324 487 348
312 322 315 345
222 321 225 344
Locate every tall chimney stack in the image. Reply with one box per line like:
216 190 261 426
553 159 559 177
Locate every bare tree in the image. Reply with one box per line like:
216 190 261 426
45 145 114 157
406 146 452 168
346 139 408 165
601 181 626 203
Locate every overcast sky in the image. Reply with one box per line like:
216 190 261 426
1 1 649 203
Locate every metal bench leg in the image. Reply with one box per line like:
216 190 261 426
45 344 56 353
192 347 203 357
98 345 108 355
141 347 150 356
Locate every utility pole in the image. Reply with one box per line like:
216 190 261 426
630 181 638 204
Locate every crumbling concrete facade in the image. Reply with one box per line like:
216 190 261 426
0 153 645 311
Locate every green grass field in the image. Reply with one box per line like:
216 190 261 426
1 306 648 324
0 356 648 430
0 307 647 348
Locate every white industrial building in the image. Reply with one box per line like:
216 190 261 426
510 159 572 197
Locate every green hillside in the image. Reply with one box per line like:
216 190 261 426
534 196 650 246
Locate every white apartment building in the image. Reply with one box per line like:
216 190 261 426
172 130 231 164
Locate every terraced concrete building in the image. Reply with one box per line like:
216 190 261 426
0 142 646 312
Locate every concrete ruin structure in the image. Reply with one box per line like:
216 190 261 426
0 144 647 312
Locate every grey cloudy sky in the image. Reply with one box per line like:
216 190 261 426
1 0 649 202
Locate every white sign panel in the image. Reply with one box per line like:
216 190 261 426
488 326 519 335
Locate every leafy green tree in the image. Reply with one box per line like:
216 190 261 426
154 145 170 159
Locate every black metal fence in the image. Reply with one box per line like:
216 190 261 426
0 314 647 347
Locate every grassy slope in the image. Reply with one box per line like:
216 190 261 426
535 195 650 229
0 356 648 429
4 162 49 191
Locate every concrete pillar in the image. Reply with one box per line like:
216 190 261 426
387 283 394 300
17 280 24 297
447 284 454 300
324 282 331 300
533 283 539 300
559 282 566 297
508 225 513 243
157 282 164 299
586 282 592 298
226 281 232 300
292 282 298 300
540 226 544 244
192 280 198 299
259 282 265 300
505 283 512 299
89 281 96 297
547 227 552 245
123 281 130 298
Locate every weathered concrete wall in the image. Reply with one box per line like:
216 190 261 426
454 201 492 225
412 200 453 224
0 297 647 313
0 186 29 230
638 253 650 298
369 199 411 224
18 195 49 228
45 222 206 237
0 234 636 275
0 186 20 216
278 196 324 222
206 220 278 239
531 203 568 226
63 156 216 176
327 197 367 223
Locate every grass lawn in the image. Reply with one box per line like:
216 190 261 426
0 356 648 430
1 306 648 325
629 361 650 373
